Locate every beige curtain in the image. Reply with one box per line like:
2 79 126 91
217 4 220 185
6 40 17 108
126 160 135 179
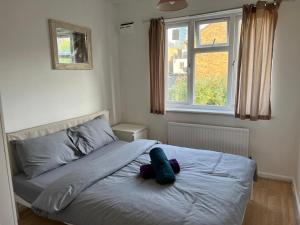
149 18 165 115
235 1 280 120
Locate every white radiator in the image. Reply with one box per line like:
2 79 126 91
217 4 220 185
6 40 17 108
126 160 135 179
168 122 250 157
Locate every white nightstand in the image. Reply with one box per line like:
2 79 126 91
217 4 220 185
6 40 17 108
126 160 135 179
112 123 148 142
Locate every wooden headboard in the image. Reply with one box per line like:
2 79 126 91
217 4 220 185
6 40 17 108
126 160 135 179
6 110 109 175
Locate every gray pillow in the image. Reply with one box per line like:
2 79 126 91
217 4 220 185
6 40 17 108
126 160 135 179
67 116 118 155
14 131 79 178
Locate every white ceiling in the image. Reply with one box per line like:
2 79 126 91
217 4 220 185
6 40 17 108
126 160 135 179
111 0 136 4
111 0 151 4
111 0 295 5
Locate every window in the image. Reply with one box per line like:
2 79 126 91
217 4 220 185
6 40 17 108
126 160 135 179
56 28 75 64
166 9 242 114
172 29 180 40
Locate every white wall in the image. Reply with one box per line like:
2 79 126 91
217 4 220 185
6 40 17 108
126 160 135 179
0 97 17 225
116 0 300 179
0 0 121 132
295 117 300 216
296 142 300 216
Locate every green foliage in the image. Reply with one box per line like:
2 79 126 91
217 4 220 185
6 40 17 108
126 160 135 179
57 38 73 63
58 38 71 53
168 75 227 106
194 76 227 106
168 75 187 102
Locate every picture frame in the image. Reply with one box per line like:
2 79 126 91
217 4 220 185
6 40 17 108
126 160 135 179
49 19 93 70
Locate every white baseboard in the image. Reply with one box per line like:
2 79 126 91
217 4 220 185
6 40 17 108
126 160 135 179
258 171 293 182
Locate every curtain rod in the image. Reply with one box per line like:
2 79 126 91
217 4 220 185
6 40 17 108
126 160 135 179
142 0 290 24
142 7 242 23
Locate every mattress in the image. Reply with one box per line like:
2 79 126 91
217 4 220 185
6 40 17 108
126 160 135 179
31 140 256 225
13 140 128 203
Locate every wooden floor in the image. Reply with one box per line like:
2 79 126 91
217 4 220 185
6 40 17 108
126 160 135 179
243 178 297 225
19 178 297 225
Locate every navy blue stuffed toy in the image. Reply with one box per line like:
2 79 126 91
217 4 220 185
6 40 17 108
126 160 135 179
149 147 176 185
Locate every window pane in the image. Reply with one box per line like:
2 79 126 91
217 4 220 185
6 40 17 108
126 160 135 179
57 36 73 63
167 26 188 103
194 52 228 106
195 21 228 47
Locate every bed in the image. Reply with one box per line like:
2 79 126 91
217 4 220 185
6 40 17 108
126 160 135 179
7 111 256 225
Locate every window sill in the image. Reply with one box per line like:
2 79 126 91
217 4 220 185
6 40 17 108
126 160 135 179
166 108 234 116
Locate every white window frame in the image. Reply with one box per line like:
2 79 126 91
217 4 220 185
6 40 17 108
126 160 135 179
165 9 242 115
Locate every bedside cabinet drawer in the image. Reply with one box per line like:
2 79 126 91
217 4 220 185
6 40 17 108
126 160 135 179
112 123 148 142
133 129 148 140
114 130 134 142
114 129 148 142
